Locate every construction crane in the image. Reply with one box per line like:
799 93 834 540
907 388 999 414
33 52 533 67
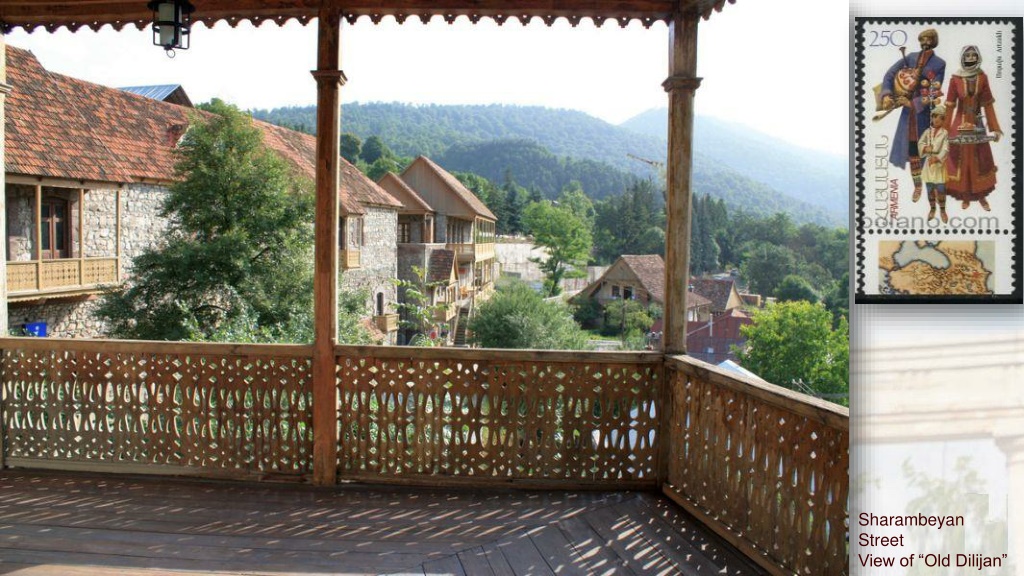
626 153 664 170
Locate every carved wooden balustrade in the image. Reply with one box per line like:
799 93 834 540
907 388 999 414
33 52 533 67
0 338 313 480
0 338 848 574
664 355 849 576
6 257 119 299
335 346 663 488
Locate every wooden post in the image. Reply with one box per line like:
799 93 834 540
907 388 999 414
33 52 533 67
34 184 41 291
115 188 121 280
78 188 84 281
0 31 8 468
662 11 700 356
311 4 343 486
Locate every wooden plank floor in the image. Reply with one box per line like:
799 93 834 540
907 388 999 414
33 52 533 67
0 470 764 576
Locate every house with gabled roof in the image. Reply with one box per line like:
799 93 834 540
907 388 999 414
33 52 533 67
575 254 712 321
3 45 401 340
689 276 745 317
378 157 499 346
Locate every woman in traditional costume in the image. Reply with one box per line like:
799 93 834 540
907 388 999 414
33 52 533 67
944 45 1003 211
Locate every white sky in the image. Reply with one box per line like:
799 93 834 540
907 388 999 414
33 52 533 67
5 0 850 155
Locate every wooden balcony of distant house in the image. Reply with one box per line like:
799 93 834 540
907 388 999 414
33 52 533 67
340 249 360 270
446 242 495 263
373 313 399 333
433 301 458 322
6 257 120 301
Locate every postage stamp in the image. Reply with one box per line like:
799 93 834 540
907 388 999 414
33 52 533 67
854 18 1022 303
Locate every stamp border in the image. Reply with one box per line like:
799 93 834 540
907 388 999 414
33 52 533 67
854 17 1023 304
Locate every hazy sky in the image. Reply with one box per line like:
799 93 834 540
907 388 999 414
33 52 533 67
4 1 849 154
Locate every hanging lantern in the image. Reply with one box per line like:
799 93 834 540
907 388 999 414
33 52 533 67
148 0 195 55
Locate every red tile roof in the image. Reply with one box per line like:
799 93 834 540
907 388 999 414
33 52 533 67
428 249 457 284
689 277 740 313
4 46 398 214
404 156 496 221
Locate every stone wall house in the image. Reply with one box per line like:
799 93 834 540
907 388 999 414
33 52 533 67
3 45 399 340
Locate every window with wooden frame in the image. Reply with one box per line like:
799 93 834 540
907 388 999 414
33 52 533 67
398 222 411 244
40 197 71 260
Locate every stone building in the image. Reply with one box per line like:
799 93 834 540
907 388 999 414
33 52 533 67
3 45 400 341
378 157 498 346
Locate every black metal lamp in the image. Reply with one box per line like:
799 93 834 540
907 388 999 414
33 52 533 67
148 0 195 56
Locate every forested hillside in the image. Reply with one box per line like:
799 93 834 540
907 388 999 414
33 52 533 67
252 102 844 226
621 109 849 218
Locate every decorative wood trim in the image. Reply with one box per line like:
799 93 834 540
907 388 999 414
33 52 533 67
6 174 126 190
661 74 703 92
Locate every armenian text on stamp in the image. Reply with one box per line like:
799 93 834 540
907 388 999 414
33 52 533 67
855 18 1021 303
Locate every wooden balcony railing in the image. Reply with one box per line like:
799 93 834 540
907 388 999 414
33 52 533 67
0 339 313 480
0 338 848 573
339 249 361 270
446 242 474 261
373 313 399 333
433 302 457 322
664 355 849 576
6 257 119 299
335 346 664 488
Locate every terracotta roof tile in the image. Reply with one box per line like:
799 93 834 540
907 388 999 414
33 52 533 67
4 45 396 215
428 249 457 284
690 277 739 312
620 254 667 304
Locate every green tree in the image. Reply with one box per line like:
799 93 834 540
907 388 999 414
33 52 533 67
469 279 590 350
340 132 362 164
775 274 820 303
601 299 654 337
557 182 596 228
737 301 848 405
740 242 799 297
592 179 665 264
394 266 446 346
96 100 315 342
360 135 391 164
523 201 592 297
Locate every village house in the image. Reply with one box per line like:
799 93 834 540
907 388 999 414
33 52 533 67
689 276 745 316
378 157 499 345
3 45 401 341
575 254 712 321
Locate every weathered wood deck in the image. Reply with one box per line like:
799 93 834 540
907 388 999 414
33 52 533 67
0 470 763 576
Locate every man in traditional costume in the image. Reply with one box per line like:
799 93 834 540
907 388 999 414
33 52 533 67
880 29 945 202
944 45 1003 211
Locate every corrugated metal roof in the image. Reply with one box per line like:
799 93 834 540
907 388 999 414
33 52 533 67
119 85 183 101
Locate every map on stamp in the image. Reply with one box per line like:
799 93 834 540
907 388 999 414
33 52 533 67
879 240 994 295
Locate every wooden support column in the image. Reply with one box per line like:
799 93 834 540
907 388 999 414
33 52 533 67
115 188 122 280
0 31 7 467
662 11 701 356
78 188 84 280
311 4 343 486
34 184 41 291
